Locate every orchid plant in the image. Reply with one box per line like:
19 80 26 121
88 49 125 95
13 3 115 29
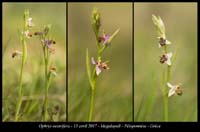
14 9 34 121
34 24 57 121
86 8 120 121
13 9 57 121
152 15 183 121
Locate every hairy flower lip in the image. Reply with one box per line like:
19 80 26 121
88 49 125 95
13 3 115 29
158 37 171 48
160 52 172 66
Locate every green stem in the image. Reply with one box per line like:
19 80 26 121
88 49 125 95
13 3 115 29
163 45 171 122
15 37 26 121
167 66 171 82
88 86 96 121
43 73 51 121
15 11 27 121
42 46 50 121
88 67 97 121
43 87 48 121
88 40 99 122
163 89 168 121
96 40 100 49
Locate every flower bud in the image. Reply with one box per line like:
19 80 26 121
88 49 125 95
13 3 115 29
91 8 101 38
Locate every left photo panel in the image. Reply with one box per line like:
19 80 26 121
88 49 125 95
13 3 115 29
2 3 66 122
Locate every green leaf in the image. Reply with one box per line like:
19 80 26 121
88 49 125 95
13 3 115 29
44 24 52 36
107 28 120 45
141 72 157 121
134 96 144 121
172 44 180 65
86 48 93 88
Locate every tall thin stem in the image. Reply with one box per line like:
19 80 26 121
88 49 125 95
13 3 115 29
163 46 171 122
14 42 25 121
87 8 119 122
164 66 171 121
88 64 97 121
163 85 168 121
88 86 96 121
15 10 28 121
88 39 99 121
42 46 50 121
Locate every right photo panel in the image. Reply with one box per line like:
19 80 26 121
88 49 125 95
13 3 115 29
134 3 197 122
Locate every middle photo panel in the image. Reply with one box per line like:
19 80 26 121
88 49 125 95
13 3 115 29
68 3 132 122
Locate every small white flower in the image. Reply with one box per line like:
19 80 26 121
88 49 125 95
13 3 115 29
27 17 34 27
12 50 22 58
23 30 31 38
167 83 176 97
165 52 172 65
50 66 57 76
160 52 172 66
167 82 183 97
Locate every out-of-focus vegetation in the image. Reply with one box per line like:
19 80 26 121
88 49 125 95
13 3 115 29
68 3 132 121
134 3 197 122
3 3 66 121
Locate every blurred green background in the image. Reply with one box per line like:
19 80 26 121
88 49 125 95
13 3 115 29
134 3 197 121
3 3 66 121
68 3 132 121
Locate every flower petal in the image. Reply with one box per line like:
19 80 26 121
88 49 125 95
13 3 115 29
168 88 175 97
47 43 51 48
52 71 57 76
24 30 30 38
166 52 173 59
96 65 101 76
27 17 34 27
28 17 32 21
16 50 22 55
91 57 96 65
158 43 161 48
166 39 171 45
165 59 172 66
165 52 172 65
167 82 173 89
103 35 110 45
